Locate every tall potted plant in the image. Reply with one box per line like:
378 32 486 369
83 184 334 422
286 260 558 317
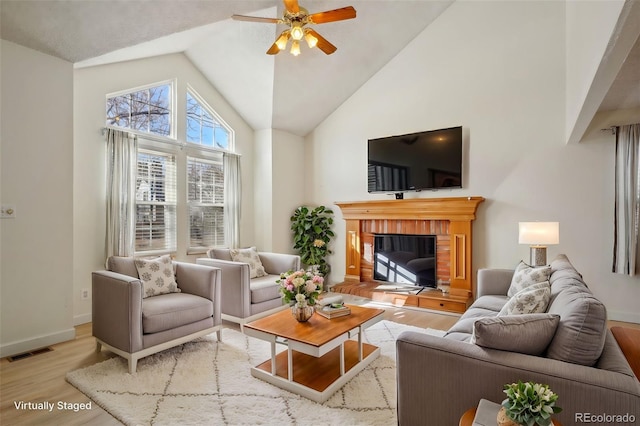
290 205 334 277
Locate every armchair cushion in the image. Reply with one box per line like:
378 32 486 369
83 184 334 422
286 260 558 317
250 275 282 304
229 247 267 278
134 255 180 298
142 293 214 334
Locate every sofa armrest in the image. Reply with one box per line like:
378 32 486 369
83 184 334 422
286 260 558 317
196 258 251 318
477 268 514 297
258 252 301 275
91 271 143 353
174 261 219 301
396 330 640 426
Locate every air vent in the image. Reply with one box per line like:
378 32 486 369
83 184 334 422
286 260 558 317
7 347 53 362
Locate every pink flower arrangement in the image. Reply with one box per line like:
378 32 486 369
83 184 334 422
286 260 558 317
277 269 324 308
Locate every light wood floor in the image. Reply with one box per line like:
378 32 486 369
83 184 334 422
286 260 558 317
1 294 637 425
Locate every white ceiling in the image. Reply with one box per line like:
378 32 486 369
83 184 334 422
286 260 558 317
1 0 638 136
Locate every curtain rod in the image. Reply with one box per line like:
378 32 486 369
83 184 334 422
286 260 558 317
100 127 241 157
601 123 640 133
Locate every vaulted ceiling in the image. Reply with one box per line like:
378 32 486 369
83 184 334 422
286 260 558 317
1 0 638 137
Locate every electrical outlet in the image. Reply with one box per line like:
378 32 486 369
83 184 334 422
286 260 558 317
1 205 16 219
81 289 90 300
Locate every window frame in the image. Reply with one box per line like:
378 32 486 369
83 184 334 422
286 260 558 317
186 85 235 152
106 79 177 140
186 152 225 253
134 146 178 255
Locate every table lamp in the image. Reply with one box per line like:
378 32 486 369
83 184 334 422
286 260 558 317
518 222 559 266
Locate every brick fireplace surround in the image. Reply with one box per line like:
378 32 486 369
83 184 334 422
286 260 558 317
333 197 484 314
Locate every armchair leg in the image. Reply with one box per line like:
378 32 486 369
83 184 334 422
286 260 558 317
96 341 102 353
216 330 222 342
128 358 137 374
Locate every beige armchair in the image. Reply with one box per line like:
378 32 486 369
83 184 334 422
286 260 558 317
196 248 300 328
92 256 223 373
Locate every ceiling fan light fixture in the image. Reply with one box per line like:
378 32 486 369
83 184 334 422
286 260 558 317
290 23 304 41
275 31 290 50
290 40 301 56
304 30 318 48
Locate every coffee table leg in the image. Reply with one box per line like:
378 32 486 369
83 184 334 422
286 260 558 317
271 342 276 376
287 347 293 381
340 343 345 375
358 326 363 361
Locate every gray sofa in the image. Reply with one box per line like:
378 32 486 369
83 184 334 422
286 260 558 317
396 254 640 425
196 248 300 328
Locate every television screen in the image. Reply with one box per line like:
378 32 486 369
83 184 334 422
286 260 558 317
367 126 462 193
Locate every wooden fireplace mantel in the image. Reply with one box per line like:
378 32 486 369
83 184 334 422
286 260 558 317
334 197 484 313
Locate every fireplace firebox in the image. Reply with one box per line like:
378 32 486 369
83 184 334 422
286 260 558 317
373 234 436 288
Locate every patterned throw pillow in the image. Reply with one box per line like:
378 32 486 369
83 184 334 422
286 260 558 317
229 247 267 278
507 261 552 297
134 255 180 298
499 281 551 315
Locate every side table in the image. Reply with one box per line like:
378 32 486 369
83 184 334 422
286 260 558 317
460 400 563 426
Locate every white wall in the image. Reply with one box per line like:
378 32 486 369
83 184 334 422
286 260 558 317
253 129 305 254
73 53 255 324
306 1 640 322
0 41 75 357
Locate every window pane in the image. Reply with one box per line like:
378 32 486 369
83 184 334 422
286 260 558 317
135 150 176 252
186 90 232 149
107 83 171 137
187 156 224 249
189 205 224 248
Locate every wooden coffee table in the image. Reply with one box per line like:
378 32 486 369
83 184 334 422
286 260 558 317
244 304 384 403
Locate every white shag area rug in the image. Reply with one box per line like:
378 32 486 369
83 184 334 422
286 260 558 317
67 320 431 426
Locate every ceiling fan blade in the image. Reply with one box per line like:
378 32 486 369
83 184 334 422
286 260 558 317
309 6 356 24
231 14 279 24
306 29 337 55
283 0 300 14
266 43 281 55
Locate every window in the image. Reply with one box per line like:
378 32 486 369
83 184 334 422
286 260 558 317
187 156 225 250
186 90 231 150
107 82 172 137
135 149 177 252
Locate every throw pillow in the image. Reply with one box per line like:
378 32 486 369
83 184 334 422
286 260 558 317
229 247 267 278
499 281 551 315
471 313 560 355
134 255 180 298
507 261 552 297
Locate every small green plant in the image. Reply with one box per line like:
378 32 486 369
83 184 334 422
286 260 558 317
290 205 334 276
502 381 562 426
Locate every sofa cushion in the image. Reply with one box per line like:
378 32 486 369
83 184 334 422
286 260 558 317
499 281 550 315
471 313 560 355
134 255 181 298
468 295 509 313
249 274 281 304
546 284 607 366
507 261 552 297
142 293 213 334
230 247 267 278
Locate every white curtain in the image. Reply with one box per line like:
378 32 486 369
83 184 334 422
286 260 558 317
105 128 138 258
613 123 640 276
224 152 241 248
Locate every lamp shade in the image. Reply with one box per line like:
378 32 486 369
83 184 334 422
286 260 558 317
518 222 559 245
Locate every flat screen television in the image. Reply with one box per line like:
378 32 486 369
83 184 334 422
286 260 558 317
367 126 462 195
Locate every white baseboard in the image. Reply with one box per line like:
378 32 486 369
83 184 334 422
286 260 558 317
74 313 92 326
0 328 76 358
608 310 640 325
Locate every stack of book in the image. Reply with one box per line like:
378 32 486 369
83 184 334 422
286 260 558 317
316 295 351 319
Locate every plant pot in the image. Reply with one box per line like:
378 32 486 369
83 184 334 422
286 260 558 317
292 305 314 322
496 406 557 426
497 407 522 426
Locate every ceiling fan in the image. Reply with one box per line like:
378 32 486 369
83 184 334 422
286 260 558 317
232 0 356 56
